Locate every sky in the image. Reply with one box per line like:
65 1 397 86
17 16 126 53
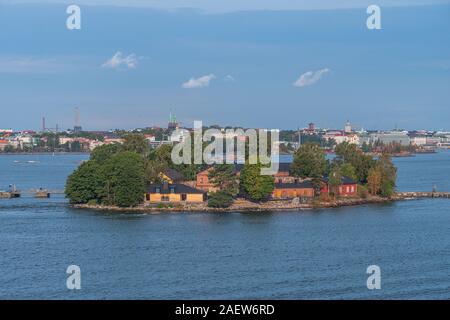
0 1 449 131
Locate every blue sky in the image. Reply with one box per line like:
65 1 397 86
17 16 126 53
0 1 449 131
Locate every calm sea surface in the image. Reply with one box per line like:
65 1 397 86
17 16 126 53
0 151 449 299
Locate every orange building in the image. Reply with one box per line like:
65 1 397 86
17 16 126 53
196 167 219 192
196 163 293 192
321 176 358 197
145 182 206 203
338 177 358 196
272 181 315 200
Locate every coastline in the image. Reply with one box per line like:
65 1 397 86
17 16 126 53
72 195 406 213
0 152 90 155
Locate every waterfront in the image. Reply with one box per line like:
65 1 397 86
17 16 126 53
0 151 450 299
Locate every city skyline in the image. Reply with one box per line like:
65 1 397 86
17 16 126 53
1 2 449 130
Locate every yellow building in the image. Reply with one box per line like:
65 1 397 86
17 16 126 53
145 182 206 203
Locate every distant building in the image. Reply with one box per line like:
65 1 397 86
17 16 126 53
104 138 125 145
144 134 156 142
367 131 411 146
410 135 427 146
168 113 179 130
169 128 190 143
344 121 352 133
426 136 441 146
0 140 9 151
323 131 359 145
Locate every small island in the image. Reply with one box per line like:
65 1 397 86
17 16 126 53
65 134 400 212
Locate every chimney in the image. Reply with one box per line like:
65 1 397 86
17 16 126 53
162 180 169 192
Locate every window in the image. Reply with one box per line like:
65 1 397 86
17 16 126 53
161 196 170 202
155 187 160 193
170 187 175 193
181 194 187 201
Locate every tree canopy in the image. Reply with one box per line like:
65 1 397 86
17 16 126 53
239 162 274 201
291 142 327 178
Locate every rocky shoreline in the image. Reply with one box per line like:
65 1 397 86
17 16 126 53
72 195 412 213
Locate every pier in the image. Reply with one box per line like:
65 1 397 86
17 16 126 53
0 188 64 199
396 192 450 199
0 191 21 198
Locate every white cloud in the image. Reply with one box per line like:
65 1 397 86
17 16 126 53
224 74 236 82
101 51 138 69
293 68 330 88
182 74 216 89
0 56 65 74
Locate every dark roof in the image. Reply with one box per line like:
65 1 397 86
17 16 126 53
274 180 314 189
322 176 357 185
161 168 184 182
146 183 206 194
341 176 357 185
237 162 291 173
278 163 291 173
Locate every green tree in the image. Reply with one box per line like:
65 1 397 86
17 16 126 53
145 144 173 182
291 143 327 178
123 133 149 156
377 154 397 197
335 142 375 183
380 179 394 197
65 160 102 204
340 163 358 181
328 167 342 196
208 191 234 208
149 143 173 163
361 141 372 153
208 164 239 196
367 167 382 195
3 145 15 153
100 152 145 207
239 162 274 201
90 143 121 163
